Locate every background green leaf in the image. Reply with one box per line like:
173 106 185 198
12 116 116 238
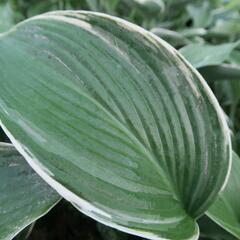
0 1 15 33
186 1 211 28
198 215 238 240
0 143 60 240
180 42 239 68
199 65 240 82
207 152 240 238
151 27 189 48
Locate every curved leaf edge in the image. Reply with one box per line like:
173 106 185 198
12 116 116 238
73 203 200 240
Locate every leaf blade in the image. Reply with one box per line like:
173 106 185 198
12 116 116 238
0 11 231 240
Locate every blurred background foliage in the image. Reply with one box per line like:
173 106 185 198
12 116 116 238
0 0 239 239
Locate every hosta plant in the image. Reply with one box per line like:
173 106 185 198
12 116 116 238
0 10 239 240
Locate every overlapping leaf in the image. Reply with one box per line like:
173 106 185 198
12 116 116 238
0 143 60 240
0 11 231 240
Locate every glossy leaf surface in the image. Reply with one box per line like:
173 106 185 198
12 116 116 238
0 143 60 240
0 11 231 240
207 152 240 238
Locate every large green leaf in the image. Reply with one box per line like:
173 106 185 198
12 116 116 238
207 152 240 238
0 11 231 240
0 143 60 240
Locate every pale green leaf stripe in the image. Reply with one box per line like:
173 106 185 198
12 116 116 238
207 152 240 239
0 143 60 240
0 11 231 240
